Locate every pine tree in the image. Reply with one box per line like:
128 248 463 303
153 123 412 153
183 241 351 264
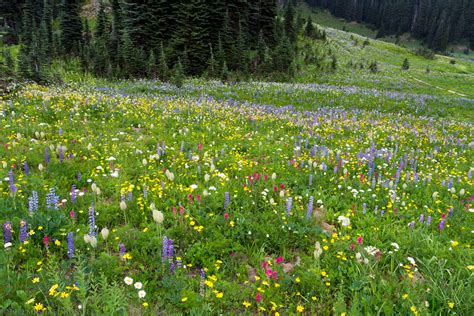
60 0 83 55
17 43 31 78
284 0 296 44
158 42 168 81
171 58 185 88
402 58 410 70
431 10 449 51
147 50 157 79
207 43 218 78
304 16 315 38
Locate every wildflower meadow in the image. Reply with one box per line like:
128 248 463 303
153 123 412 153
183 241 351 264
1 81 473 315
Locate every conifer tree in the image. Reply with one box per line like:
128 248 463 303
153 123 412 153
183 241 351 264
284 0 296 44
304 16 315 38
158 42 169 81
147 50 157 79
402 58 410 70
60 0 83 55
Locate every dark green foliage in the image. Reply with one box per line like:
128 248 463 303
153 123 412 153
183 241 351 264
147 50 157 79
171 58 185 88
305 0 474 50
284 0 296 44
369 61 378 73
402 58 410 70
60 0 82 55
304 16 317 39
158 43 169 81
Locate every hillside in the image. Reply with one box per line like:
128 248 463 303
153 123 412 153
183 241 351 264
296 23 474 98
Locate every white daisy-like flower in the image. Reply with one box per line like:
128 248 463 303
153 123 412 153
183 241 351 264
138 290 146 298
4 242 12 249
124 277 133 285
390 242 400 251
407 257 416 266
134 282 143 290
337 215 351 227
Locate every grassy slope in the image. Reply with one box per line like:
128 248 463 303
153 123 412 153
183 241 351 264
293 3 474 99
296 24 474 99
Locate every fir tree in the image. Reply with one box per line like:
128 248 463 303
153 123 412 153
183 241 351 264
60 0 83 55
171 58 185 88
284 0 296 44
402 58 410 70
158 42 168 81
304 16 315 38
147 50 157 79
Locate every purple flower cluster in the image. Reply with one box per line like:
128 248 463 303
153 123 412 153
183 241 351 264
45 148 50 164
88 204 96 237
224 192 230 210
3 222 12 244
28 191 39 215
306 196 314 219
19 220 28 243
46 188 59 210
8 170 16 194
161 236 174 264
67 232 74 258
286 197 292 216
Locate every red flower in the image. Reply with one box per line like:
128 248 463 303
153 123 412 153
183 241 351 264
255 293 262 303
357 236 363 245
224 213 229 220
276 256 284 264
43 236 49 248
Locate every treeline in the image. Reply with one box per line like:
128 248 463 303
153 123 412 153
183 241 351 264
304 0 474 51
1 0 326 83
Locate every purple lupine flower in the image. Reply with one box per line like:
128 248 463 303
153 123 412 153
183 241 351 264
306 196 314 219
143 185 148 199
438 219 445 231
119 243 126 257
199 268 206 296
167 239 174 261
28 191 39 215
161 236 168 263
309 174 313 186
127 191 133 201
224 192 230 210
71 185 77 204
88 204 96 237
3 222 12 244
8 170 16 194
408 221 415 229
67 232 74 258
45 148 50 164
286 197 292 216
449 208 453 218
59 147 64 163
362 203 367 214
59 128 63 136
170 262 176 273
46 188 59 210
77 172 82 181
426 216 432 225
380 210 385 216
19 220 28 243
419 214 425 223
24 161 29 176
